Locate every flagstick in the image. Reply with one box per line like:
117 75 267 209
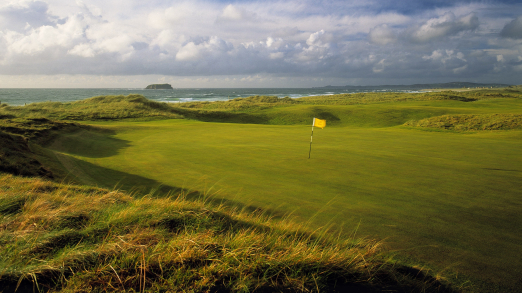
309 118 315 159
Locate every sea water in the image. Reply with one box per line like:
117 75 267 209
0 87 410 106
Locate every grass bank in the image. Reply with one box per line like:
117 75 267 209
0 94 182 121
0 174 452 292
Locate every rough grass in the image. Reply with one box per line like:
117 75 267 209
0 94 183 121
1 89 521 128
175 89 522 110
404 114 522 130
172 89 522 127
0 117 79 140
0 117 86 179
0 173 454 293
0 130 52 178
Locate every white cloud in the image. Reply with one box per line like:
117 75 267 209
410 12 479 43
176 36 232 61
5 18 83 56
423 49 466 64
292 30 335 62
266 37 284 48
423 50 443 61
147 4 199 29
306 30 328 46
269 52 284 59
150 30 186 55
175 42 201 61
68 43 95 57
368 24 397 45
218 4 245 21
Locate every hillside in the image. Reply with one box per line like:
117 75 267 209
315 82 510 90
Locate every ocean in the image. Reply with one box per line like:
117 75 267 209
0 87 414 106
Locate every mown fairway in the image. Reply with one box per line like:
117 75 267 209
45 96 522 292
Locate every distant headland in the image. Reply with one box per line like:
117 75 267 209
145 83 173 89
314 82 510 90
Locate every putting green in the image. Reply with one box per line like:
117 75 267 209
48 118 522 291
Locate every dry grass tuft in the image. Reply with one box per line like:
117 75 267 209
0 173 456 292
404 114 522 131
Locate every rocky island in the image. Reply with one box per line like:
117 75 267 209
145 83 173 89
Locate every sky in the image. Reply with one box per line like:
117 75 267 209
0 0 521 88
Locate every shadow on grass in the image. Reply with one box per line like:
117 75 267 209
55 152 286 219
0 278 39 293
173 107 271 124
0 248 458 293
45 126 132 159
311 107 341 123
482 167 521 172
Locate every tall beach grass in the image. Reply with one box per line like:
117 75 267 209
0 173 454 292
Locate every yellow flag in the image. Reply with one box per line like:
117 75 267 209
313 118 326 129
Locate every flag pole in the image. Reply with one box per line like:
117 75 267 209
309 118 315 159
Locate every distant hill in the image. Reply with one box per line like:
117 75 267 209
145 83 173 89
317 82 511 90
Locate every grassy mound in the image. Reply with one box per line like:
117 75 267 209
177 89 522 110
0 131 52 178
404 114 522 131
0 117 86 178
0 95 183 178
179 95 297 110
172 89 522 126
0 94 182 121
0 117 79 140
0 174 453 292
0 89 521 127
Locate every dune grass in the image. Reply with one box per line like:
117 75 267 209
0 173 453 292
404 113 522 130
171 89 522 128
1 89 522 292
2 88 520 125
0 94 182 121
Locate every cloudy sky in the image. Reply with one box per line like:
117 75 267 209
0 0 521 88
